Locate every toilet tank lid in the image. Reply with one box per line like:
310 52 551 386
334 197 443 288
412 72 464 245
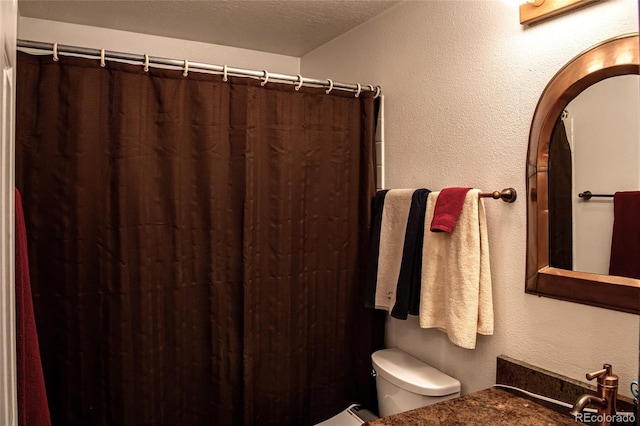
371 348 461 397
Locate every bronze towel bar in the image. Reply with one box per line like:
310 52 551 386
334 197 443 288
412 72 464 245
479 188 517 203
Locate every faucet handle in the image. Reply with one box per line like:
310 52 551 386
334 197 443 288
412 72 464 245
586 364 612 381
586 364 618 388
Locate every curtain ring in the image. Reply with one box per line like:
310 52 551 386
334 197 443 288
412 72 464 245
355 83 361 98
325 79 333 94
52 42 59 62
374 86 381 99
143 54 149 72
368 84 374 93
261 70 269 86
99 49 106 67
223 65 228 82
295 74 303 91
182 59 189 77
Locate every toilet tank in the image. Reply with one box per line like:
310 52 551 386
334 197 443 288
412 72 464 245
371 348 461 417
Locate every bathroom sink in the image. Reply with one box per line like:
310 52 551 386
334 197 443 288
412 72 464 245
498 386 637 426
496 386 573 415
365 387 577 425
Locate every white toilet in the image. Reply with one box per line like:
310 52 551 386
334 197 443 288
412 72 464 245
316 347 461 425
315 404 378 426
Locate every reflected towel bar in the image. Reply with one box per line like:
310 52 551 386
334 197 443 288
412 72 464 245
578 191 614 201
479 188 517 203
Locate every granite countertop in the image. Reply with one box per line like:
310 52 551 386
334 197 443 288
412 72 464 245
364 387 576 426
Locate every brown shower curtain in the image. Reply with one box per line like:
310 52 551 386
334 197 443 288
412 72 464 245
15 52 384 426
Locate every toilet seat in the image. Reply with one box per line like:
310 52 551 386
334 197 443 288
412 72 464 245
315 404 378 426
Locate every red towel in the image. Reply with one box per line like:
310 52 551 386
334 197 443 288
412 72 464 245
15 189 51 426
430 187 472 233
608 191 640 279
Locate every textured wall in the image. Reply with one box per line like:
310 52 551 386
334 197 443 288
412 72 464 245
302 0 639 398
18 17 300 74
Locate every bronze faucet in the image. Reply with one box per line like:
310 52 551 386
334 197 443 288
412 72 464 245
569 364 619 426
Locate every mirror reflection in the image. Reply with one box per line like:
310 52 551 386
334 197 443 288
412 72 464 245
548 75 640 278
526 33 639 314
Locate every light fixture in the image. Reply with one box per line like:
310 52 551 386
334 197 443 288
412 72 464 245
520 0 601 25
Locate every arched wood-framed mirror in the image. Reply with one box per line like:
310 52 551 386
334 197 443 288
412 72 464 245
526 33 640 314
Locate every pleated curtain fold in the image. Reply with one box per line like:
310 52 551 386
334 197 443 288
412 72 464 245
15 52 384 426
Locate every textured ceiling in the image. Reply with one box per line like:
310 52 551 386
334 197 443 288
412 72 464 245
18 0 400 56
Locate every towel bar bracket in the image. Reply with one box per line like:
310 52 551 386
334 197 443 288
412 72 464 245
480 188 517 203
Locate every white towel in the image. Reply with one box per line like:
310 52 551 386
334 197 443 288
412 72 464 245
419 189 493 349
374 189 415 311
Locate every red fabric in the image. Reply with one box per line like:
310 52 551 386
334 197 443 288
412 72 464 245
430 187 472 233
15 189 51 426
609 191 640 279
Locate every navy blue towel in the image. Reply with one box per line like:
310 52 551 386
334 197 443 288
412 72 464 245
392 189 430 319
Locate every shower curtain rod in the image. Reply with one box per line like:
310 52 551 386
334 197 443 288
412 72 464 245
17 39 381 97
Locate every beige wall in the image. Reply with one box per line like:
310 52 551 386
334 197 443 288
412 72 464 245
16 0 640 402
1 1 17 425
569 75 640 274
302 0 639 398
